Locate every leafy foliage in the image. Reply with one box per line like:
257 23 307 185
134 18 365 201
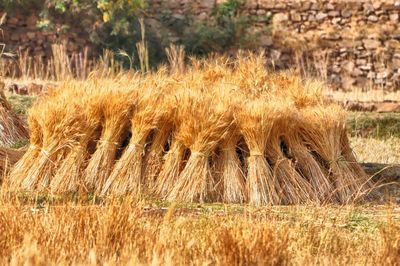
158 0 271 56
0 0 271 66
35 0 158 67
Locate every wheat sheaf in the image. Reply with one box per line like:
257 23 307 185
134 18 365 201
2 54 374 205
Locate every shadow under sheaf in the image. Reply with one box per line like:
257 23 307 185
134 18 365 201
0 147 25 187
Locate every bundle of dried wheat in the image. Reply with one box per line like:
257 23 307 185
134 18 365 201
0 82 29 146
167 89 232 202
102 75 175 196
83 84 136 193
21 89 86 191
2 53 373 205
50 84 104 193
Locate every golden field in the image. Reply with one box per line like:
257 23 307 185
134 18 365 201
0 53 399 265
3 55 373 206
0 199 399 265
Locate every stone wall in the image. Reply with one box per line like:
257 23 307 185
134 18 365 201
148 0 400 90
2 0 400 90
255 0 400 90
0 10 92 59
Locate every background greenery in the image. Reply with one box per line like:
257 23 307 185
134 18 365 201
0 0 269 67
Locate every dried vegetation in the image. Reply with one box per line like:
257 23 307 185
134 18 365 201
0 82 28 146
0 202 399 265
2 54 374 205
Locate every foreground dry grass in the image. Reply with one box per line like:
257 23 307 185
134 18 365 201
351 137 400 165
1 53 399 265
0 199 399 265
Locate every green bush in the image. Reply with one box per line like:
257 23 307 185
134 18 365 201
0 0 271 67
158 0 271 56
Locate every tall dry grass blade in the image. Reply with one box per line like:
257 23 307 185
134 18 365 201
165 44 186 74
136 18 149 73
17 48 30 79
52 43 72 80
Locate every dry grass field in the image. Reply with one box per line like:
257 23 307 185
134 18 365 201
0 104 398 265
0 199 399 265
0 54 399 265
351 137 400 165
1 0 400 262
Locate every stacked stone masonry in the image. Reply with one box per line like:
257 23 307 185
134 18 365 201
2 0 400 90
250 0 400 90
149 0 400 90
0 11 92 60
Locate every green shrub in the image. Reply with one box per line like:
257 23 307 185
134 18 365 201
157 0 271 56
1 0 271 67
